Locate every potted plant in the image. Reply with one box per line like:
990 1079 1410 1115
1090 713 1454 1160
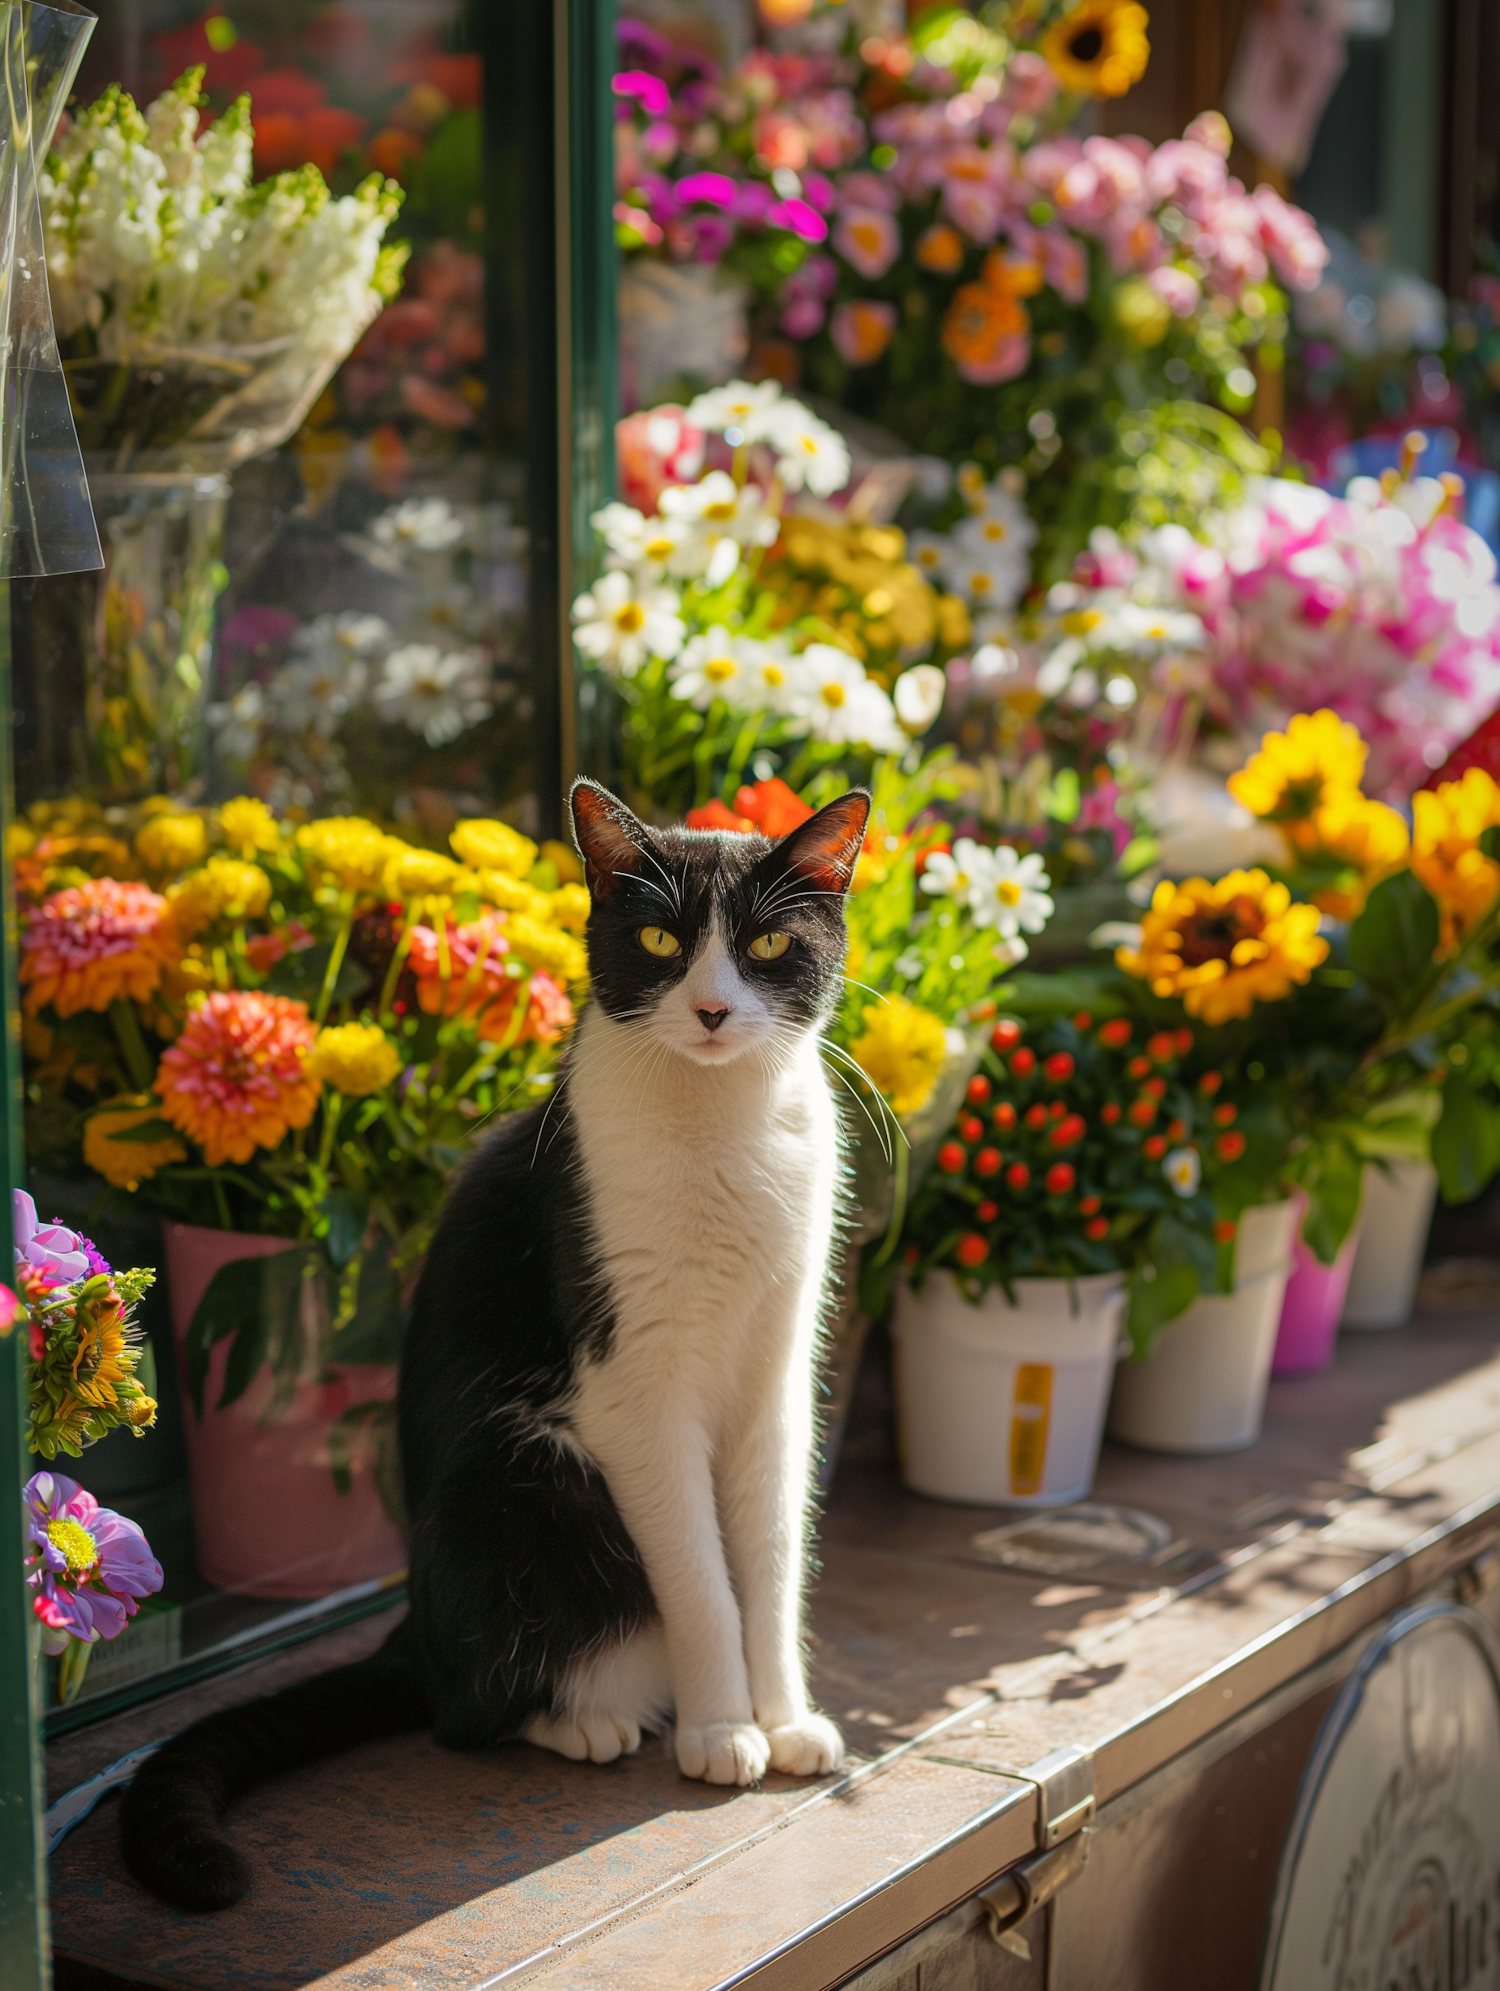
885 1002 1233 1504
18 794 585 1595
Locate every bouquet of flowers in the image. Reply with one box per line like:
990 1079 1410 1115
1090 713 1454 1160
16 792 586 1497
573 380 977 819
893 1002 1242 1347
43 68 405 470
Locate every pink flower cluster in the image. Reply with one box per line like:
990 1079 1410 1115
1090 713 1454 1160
866 103 1326 309
1152 481 1500 798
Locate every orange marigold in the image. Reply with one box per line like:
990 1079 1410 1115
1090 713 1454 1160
20 880 177 1017
157 991 320 1166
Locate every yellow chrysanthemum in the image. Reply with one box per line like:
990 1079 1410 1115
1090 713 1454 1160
474 869 558 924
83 1095 187 1190
169 858 272 939
548 883 591 934
384 845 469 904
219 796 283 859
450 818 539 879
1117 869 1329 1025
849 995 947 1118
307 1022 401 1098
1227 711 1368 845
1041 0 1150 98
540 838 586 885
504 915 589 986
296 817 394 895
135 811 208 878
1300 794 1410 919
1411 768 1500 950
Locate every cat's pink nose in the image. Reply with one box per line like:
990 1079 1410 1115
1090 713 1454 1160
696 1004 730 1033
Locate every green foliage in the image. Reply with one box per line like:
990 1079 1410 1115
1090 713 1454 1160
1347 871 1441 1014
1432 1074 1500 1206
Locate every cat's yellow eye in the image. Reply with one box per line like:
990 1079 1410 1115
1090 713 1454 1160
638 926 681 958
749 931 792 961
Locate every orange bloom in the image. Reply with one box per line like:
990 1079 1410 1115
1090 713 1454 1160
915 223 965 274
20 880 177 1017
476 970 575 1047
157 992 320 1166
734 779 815 839
942 278 1030 385
686 799 755 833
408 912 513 1021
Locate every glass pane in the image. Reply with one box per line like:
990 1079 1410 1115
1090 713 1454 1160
12 0 597 1721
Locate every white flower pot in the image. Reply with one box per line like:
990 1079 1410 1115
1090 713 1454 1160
1341 1159 1438 1330
891 1271 1126 1507
1107 1198 1301 1456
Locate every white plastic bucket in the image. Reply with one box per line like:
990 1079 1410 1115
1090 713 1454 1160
1107 1199 1301 1456
1341 1159 1438 1330
891 1271 1126 1507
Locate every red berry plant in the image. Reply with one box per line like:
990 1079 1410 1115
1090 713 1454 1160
901 1011 1242 1350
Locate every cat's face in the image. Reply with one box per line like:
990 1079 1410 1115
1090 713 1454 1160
570 782 871 1068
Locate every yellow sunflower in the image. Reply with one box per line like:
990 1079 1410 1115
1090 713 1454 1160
1298 794 1410 919
1227 711 1369 846
1411 767 1500 950
1040 0 1150 98
1117 870 1328 1025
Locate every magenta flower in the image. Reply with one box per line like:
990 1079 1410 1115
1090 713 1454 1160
770 197 828 243
675 170 736 209
613 69 671 119
13 1190 102 1289
24 1471 163 1652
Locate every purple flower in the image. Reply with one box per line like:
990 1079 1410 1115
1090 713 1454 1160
734 181 774 229
13 1191 100 1289
613 69 671 119
24 1471 162 1650
675 170 737 209
690 214 734 263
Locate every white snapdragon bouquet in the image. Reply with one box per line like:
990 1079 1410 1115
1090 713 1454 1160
43 69 405 470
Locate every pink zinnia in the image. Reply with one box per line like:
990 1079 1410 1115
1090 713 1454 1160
20 879 176 1018
157 990 320 1166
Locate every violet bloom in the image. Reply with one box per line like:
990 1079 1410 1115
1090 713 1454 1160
24 1471 162 1651
13 1190 99 1288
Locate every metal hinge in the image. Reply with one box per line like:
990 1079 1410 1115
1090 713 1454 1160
994 1742 1095 1849
977 1828 1091 1961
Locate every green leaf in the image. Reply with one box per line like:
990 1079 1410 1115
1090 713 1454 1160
265 941 370 1007
330 1239 404 1365
1432 1075 1500 1204
1347 871 1440 1012
104 1117 177 1143
1155 1211 1218 1291
184 1246 322 1419
1297 1137 1365 1264
1125 1258 1200 1360
324 1189 370 1271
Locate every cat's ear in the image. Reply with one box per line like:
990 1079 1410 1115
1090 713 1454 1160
570 781 652 898
770 789 871 899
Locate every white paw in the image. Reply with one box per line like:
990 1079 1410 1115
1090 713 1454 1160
675 1720 771 1785
765 1714 844 1777
525 1708 643 1765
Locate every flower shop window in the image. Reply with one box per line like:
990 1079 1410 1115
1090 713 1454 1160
8 0 617 1726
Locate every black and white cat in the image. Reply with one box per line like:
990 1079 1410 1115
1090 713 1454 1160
123 779 871 1910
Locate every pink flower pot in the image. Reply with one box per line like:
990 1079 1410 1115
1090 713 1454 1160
1271 1222 1362 1377
164 1223 406 1599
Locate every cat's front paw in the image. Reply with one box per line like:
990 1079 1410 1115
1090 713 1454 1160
525 1708 643 1765
765 1714 844 1777
676 1720 771 1785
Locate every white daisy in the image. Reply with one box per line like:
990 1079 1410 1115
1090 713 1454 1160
371 497 465 554
667 627 773 710
741 637 800 714
268 652 368 739
684 378 785 443
291 611 391 662
1163 1147 1202 1198
763 401 852 498
591 501 688 576
965 844 1054 938
893 664 947 734
907 530 951 585
208 682 265 761
372 644 492 746
570 570 685 676
788 643 903 748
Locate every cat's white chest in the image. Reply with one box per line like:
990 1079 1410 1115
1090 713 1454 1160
565 1009 839 1435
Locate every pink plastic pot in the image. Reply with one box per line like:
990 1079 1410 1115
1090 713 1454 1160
1271 1221 1362 1377
164 1223 406 1599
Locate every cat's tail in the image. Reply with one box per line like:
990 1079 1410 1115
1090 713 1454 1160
121 1619 430 1911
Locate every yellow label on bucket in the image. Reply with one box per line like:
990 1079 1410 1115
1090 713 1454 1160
1009 1363 1054 1496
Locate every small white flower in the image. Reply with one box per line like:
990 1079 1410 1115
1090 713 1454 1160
1163 1147 1202 1198
893 947 924 979
993 935 1029 967
668 627 775 710
764 402 852 498
291 611 390 661
658 470 779 587
894 664 947 734
788 643 902 748
684 378 785 442
373 644 491 746
741 638 800 714
1106 603 1207 653
208 682 264 760
907 531 950 584
268 652 368 739
571 570 685 676
371 497 465 554
592 501 686 575
939 840 1054 938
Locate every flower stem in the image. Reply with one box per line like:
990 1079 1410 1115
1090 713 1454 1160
108 1000 155 1092
57 1634 92 1705
378 904 421 1025
315 904 355 1026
